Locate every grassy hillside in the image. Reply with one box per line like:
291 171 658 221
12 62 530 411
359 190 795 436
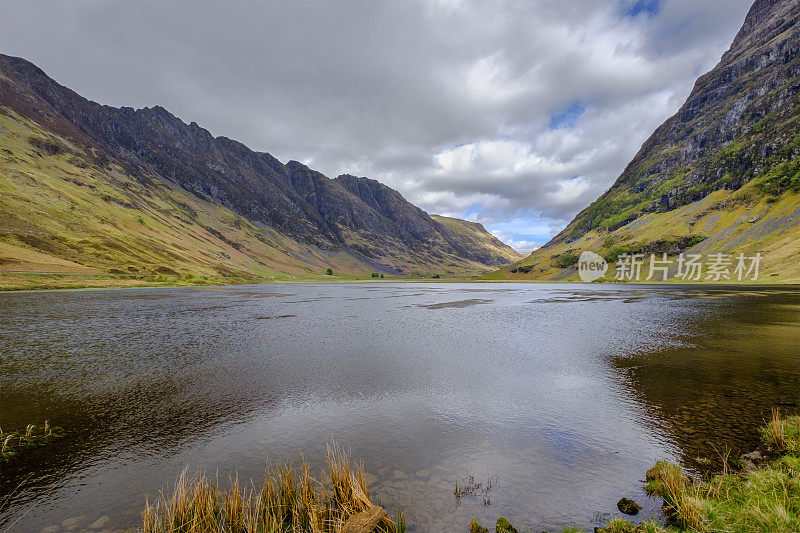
429 215 522 264
486 178 800 283
0 108 372 290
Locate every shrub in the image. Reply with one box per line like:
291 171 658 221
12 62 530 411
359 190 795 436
556 252 579 268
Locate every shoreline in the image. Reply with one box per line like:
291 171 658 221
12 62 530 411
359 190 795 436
1 272 798 293
131 412 800 532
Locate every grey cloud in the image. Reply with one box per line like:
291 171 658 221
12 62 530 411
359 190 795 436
0 0 753 242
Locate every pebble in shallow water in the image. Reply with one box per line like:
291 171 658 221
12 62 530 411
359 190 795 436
40 515 119 533
89 515 111 529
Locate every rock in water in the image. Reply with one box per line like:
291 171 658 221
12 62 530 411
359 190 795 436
740 450 764 471
469 519 489 533
617 497 643 515
496 517 518 533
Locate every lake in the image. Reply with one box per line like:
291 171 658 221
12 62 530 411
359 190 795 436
1 283 798 532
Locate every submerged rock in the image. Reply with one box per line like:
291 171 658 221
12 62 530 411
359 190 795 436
469 519 489 533
617 497 642 515
740 450 764 471
89 515 112 529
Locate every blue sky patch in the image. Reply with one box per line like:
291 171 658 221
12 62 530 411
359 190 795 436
549 100 585 130
621 0 662 18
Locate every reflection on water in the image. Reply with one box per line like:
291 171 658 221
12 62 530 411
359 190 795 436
0 283 797 532
613 292 800 473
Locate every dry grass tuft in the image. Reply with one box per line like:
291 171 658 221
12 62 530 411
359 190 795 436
141 444 403 533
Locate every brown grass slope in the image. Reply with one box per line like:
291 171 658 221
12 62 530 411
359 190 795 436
430 215 523 265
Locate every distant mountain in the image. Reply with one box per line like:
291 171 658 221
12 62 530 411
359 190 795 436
0 54 520 289
429 215 521 265
491 0 800 282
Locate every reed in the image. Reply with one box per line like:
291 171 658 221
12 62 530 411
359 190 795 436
141 444 404 533
0 421 61 462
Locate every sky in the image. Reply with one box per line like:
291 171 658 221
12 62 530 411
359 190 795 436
0 0 753 252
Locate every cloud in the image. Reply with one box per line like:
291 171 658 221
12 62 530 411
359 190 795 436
0 0 753 251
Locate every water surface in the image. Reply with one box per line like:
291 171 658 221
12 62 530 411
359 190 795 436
1 283 798 532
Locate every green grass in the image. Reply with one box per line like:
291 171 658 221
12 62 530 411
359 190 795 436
555 252 580 268
490 176 800 284
762 408 800 454
597 410 800 533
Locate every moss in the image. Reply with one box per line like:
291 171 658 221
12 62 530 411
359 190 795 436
495 517 517 533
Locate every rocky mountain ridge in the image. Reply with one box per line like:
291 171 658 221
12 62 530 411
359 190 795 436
0 54 520 288
550 0 799 244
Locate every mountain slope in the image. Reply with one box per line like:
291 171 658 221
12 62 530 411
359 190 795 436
429 215 522 265
0 54 518 288
491 0 800 283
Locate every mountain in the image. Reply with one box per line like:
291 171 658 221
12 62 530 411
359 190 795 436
429 215 521 265
490 0 800 283
0 54 520 289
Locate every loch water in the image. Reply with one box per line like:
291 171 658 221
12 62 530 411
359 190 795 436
1 283 798 532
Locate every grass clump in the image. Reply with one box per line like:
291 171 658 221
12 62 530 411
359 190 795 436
597 411 800 533
0 421 63 462
141 445 404 533
495 517 517 532
637 456 800 532
468 519 488 533
635 410 800 532
762 408 800 453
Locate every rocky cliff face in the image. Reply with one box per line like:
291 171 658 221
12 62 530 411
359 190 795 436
0 54 520 277
550 0 799 245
